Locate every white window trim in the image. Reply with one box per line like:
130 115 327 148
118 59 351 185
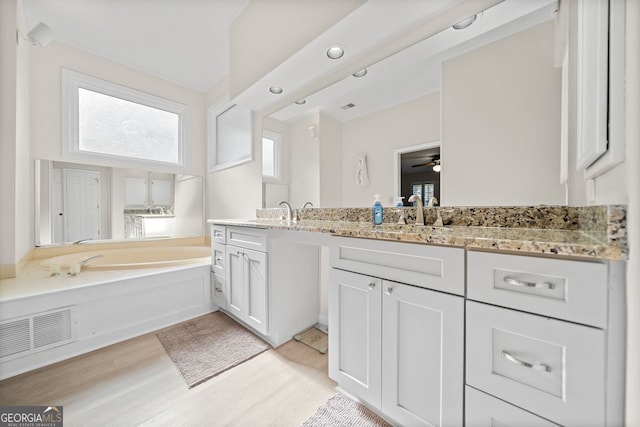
61 68 188 169
262 130 282 183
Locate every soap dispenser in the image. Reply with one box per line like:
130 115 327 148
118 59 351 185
372 194 384 225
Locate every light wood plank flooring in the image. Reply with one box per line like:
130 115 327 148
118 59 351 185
0 323 336 426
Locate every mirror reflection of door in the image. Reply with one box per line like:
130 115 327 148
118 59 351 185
52 168 101 243
399 146 441 206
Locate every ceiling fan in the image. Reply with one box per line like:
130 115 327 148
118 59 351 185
411 155 440 168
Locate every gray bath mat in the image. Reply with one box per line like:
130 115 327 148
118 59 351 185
156 311 270 388
301 393 392 427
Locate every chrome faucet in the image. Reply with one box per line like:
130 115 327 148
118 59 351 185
302 201 314 209
408 194 425 225
279 201 294 221
69 254 104 276
79 254 104 267
73 238 93 245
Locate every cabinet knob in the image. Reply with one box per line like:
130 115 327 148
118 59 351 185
215 257 223 263
384 287 393 295
368 282 376 290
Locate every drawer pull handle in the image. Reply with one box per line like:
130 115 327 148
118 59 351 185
214 231 223 238
384 287 393 295
504 277 555 290
368 282 376 290
501 351 551 373
215 257 223 263
214 287 223 293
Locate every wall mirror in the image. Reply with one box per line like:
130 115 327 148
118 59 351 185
262 0 565 208
35 159 204 246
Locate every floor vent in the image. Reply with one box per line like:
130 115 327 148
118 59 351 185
0 307 77 361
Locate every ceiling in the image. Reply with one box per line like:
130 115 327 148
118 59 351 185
21 0 249 93
270 0 558 123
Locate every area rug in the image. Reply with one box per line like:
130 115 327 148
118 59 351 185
156 311 270 388
301 393 392 427
294 327 328 354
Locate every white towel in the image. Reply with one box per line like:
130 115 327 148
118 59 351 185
356 155 370 186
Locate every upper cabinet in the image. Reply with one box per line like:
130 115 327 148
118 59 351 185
575 0 625 177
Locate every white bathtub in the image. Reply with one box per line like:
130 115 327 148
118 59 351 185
38 246 211 271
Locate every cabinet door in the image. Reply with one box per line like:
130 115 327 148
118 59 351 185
150 178 173 206
382 281 464 427
226 245 244 319
329 269 382 408
243 248 268 335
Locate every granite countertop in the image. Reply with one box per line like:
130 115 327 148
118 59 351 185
208 205 627 261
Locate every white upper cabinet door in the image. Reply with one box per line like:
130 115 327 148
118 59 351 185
150 178 173 206
382 281 464 427
329 268 382 409
125 177 147 207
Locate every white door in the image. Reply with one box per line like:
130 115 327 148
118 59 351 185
243 248 268 335
329 268 382 409
51 168 64 244
63 169 101 243
381 281 464 427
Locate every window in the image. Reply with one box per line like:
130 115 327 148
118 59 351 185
62 68 187 168
412 182 435 206
262 130 281 181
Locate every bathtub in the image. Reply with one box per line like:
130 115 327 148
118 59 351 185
38 246 211 271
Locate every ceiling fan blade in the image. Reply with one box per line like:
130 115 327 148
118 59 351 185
412 161 435 168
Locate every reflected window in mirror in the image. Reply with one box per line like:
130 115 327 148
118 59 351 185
262 130 281 182
62 68 187 168
412 182 436 207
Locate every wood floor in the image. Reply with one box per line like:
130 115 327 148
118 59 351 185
0 321 337 426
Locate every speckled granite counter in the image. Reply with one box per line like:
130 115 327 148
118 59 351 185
208 205 627 261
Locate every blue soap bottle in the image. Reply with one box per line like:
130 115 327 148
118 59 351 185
372 194 384 225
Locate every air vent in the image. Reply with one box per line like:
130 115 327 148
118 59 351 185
341 103 356 110
0 318 30 358
33 309 73 349
0 307 76 361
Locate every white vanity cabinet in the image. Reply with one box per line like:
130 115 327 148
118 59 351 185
329 237 465 426
465 251 625 427
227 245 268 335
209 224 320 347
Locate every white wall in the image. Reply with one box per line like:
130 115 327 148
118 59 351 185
174 175 204 236
624 1 640 424
342 92 440 207
441 21 565 207
0 0 19 275
319 114 343 207
229 0 364 99
289 113 320 207
1 0 32 276
29 41 206 177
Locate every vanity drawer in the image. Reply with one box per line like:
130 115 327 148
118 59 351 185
465 386 560 427
211 243 226 276
211 225 226 244
226 226 267 251
467 251 608 327
466 301 605 427
330 237 464 295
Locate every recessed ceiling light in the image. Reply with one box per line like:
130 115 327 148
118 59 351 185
341 103 356 110
453 14 477 30
295 99 307 105
352 69 368 78
269 86 283 94
326 45 344 59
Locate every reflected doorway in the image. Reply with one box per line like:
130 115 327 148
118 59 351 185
394 142 440 206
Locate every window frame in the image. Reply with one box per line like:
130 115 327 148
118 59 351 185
61 68 188 169
262 130 282 183
207 101 254 173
